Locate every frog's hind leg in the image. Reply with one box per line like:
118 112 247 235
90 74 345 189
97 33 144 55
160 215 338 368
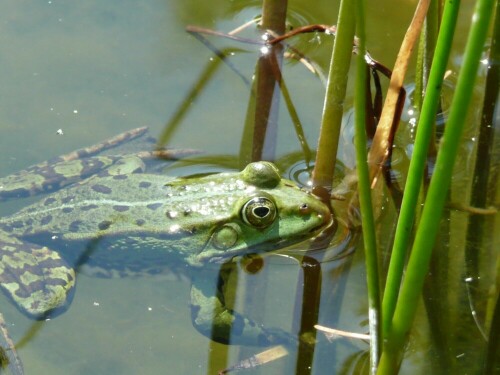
190 270 295 346
0 155 146 201
0 127 149 201
0 233 76 319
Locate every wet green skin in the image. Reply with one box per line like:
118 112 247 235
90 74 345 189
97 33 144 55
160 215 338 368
0 155 331 346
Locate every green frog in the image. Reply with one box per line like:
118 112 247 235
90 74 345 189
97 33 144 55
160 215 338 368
0 132 332 347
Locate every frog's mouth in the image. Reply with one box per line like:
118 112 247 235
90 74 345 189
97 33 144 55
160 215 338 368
196 215 335 266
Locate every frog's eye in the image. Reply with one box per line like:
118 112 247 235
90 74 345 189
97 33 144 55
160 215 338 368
241 196 277 228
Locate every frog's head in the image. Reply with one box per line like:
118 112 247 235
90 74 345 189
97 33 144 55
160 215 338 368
186 162 333 267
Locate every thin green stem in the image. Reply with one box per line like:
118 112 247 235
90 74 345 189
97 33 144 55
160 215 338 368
378 0 495 371
312 0 355 188
414 0 439 111
381 0 460 339
354 0 381 371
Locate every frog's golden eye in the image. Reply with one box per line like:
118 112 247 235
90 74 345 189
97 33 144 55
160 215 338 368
241 196 277 228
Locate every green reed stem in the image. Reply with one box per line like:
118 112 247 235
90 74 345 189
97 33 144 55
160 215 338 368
380 0 460 340
378 0 495 371
414 0 439 111
354 0 381 371
312 0 355 188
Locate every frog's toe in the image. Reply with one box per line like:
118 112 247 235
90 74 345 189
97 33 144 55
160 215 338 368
0 238 76 318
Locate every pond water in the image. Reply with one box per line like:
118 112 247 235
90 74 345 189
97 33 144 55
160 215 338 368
0 1 496 374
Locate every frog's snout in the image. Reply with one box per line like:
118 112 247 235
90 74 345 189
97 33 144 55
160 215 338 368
298 200 333 231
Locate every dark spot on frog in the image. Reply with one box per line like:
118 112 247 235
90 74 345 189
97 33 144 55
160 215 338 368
23 227 34 235
147 203 162 210
81 204 99 211
183 209 192 216
61 196 76 204
15 276 70 299
113 174 128 180
62 207 74 213
10 221 24 229
69 220 83 232
0 225 13 232
139 181 151 188
40 215 53 225
98 221 112 230
44 197 57 206
91 184 112 194
135 219 146 226
66 272 74 282
80 160 106 176
113 205 129 212
25 218 34 226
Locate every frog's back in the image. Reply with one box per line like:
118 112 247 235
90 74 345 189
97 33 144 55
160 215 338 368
1 174 177 236
2 171 257 236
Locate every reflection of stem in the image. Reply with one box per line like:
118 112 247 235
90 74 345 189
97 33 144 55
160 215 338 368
464 0 499 335
239 0 287 164
462 5 499 369
12 320 44 351
186 25 262 45
157 47 249 148
187 24 392 80
250 47 282 161
267 54 313 165
294 256 321 374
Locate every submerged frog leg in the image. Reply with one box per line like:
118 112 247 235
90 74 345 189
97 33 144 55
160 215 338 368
46 127 149 163
0 150 198 202
0 233 75 318
0 154 148 201
190 268 296 346
0 127 150 201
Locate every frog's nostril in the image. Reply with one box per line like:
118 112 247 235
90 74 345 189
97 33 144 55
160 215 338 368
299 203 311 214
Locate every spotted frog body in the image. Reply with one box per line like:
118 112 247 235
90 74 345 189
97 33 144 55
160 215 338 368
0 138 332 346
